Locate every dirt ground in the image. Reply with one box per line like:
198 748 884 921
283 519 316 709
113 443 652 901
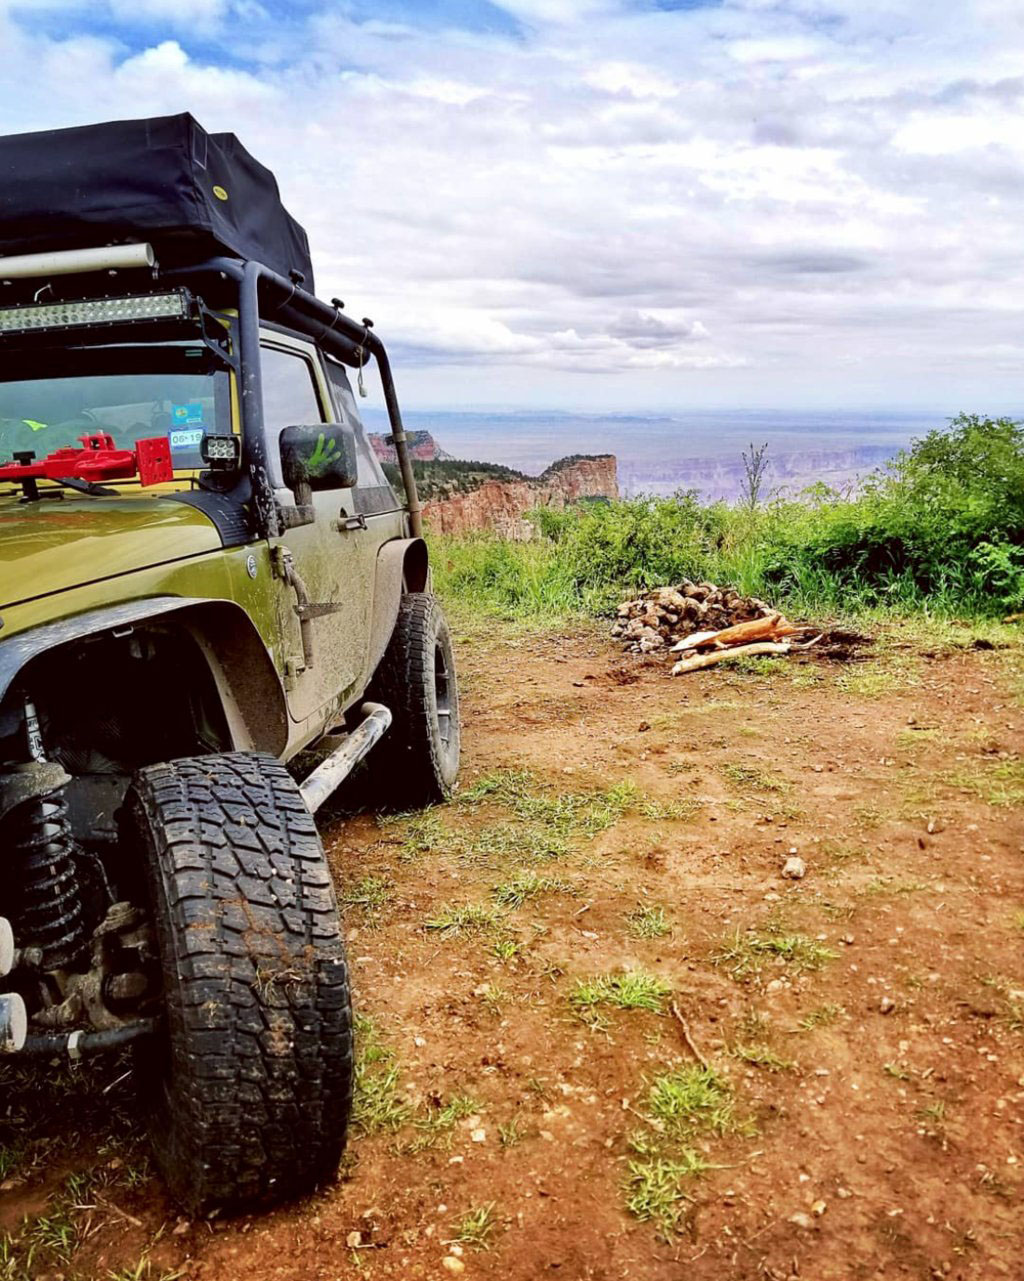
2 618 1023 1281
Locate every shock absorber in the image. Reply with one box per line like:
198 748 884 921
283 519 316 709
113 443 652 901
5 700 87 971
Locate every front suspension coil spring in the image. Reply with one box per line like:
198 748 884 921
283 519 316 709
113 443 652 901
6 788 87 970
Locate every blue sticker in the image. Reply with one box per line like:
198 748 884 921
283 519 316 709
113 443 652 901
171 402 204 425
170 428 204 450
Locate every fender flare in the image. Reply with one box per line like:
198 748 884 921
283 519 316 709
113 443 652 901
366 537 429 678
0 597 289 757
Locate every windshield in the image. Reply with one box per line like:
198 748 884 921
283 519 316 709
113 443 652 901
0 354 232 475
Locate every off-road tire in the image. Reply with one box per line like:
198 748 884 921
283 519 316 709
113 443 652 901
370 592 460 808
123 752 353 1215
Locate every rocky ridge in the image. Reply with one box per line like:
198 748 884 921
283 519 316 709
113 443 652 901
422 454 618 537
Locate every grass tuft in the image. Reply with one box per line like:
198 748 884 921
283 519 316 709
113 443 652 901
424 902 502 937
351 1014 409 1135
491 872 571 910
798 1002 845 1031
450 1203 497 1251
732 1043 795 1072
626 904 671 939
715 929 837 980
342 874 392 914
647 1065 748 1137
719 763 790 793
623 1153 705 1237
569 971 671 1025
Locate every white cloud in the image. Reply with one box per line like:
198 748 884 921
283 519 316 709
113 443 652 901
1 0 1023 410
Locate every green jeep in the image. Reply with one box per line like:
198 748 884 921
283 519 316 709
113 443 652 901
0 114 459 1213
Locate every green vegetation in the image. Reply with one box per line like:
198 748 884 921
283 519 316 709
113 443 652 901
342 874 392 915
719 762 790 793
498 1118 524 1147
647 1065 744 1137
398 1094 483 1155
351 1014 409 1134
732 1043 795 1072
624 1152 706 1236
491 871 572 909
460 769 635 838
624 1064 752 1237
424 902 502 937
450 1202 498 1250
715 928 837 980
944 758 1024 807
378 807 447 861
798 1002 845 1030
626 904 671 939
382 456 527 500
432 415 1024 620
569 971 671 1026
491 936 523 962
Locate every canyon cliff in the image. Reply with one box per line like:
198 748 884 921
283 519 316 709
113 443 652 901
369 429 450 463
421 454 619 537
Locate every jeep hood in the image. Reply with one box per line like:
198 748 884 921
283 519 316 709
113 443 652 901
0 497 222 610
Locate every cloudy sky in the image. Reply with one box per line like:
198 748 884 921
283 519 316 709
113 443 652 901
2 0 1023 412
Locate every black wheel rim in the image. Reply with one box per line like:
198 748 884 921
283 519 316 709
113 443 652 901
434 640 452 748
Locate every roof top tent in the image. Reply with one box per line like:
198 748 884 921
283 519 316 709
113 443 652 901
0 113 422 537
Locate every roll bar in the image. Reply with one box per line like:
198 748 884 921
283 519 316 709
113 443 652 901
162 256 423 542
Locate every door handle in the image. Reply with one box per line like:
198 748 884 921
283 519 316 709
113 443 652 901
334 512 367 532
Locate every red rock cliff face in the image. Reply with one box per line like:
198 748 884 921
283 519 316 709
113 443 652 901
423 455 618 537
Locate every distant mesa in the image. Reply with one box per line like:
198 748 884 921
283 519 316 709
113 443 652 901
369 429 451 463
370 431 618 537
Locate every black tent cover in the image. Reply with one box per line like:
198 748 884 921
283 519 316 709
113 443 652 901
0 113 314 290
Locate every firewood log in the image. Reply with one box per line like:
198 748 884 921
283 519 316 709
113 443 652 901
671 641 791 675
670 629 721 653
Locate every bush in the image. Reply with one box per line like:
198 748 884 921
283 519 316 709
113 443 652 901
431 415 1024 620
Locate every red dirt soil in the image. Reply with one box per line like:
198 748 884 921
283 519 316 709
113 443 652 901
2 620 1022 1281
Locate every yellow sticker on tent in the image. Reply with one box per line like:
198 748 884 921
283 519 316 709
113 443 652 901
213 185 229 201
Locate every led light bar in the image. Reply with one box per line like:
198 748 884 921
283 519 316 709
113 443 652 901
0 291 188 334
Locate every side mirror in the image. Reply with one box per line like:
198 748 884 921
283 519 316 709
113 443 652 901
279 423 358 495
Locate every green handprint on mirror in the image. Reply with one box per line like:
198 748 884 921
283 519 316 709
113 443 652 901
307 432 339 476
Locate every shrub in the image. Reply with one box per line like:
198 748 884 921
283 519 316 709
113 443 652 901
431 415 1024 620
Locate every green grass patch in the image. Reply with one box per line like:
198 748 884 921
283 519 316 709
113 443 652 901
342 874 392 914
798 1002 845 1030
944 758 1024 807
469 820 570 862
719 762 790 793
569 971 671 1026
378 808 448 861
491 936 523 962
491 872 572 910
837 664 918 698
647 1065 746 1137
450 1203 498 1251
623 1152 706 1238
460 769 634 838
732 1043 795 1072
498 1118 524 1147
715 929 837 980
351 1013 409 1135
424 902 502 937
626 904 671 939
403 1094 481 1153
623 1064 752 1239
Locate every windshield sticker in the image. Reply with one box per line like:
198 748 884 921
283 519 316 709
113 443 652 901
170 428 204 451
171 402 204 426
